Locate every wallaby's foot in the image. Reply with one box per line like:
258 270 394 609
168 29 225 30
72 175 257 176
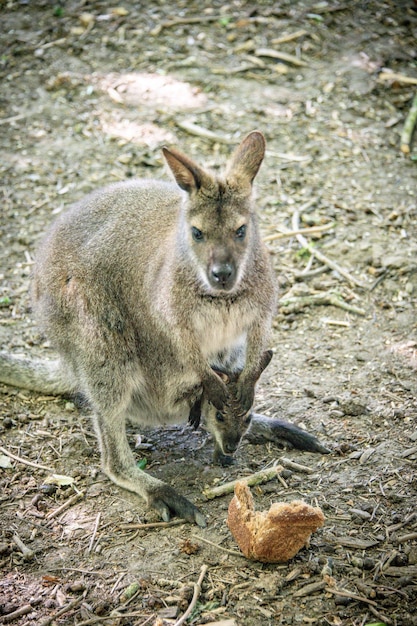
246 414 330 454
147 482 206 527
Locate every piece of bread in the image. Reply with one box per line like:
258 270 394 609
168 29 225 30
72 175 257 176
227 481 325 563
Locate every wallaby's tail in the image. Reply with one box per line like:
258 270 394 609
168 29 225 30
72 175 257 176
247 413 330 454
0 352 73 396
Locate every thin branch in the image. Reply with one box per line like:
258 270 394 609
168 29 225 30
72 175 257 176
271 30 308 45
279 291 366 316
255 48 307 67
45 491 85 520
87 512 101 554
203 464 283 499
176 120 233 144
2 605 33 623
174 564 209 626
263 221 334 242
192 534 244 558
378 70 417 86
13 533 34 560
325 586 379 607
38 597 84 626
116 519 186 531
400 92 417 154
292 210 367 289
0 445 53 472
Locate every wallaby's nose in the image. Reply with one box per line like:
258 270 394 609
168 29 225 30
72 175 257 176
224 440 239 454
210 262 236 290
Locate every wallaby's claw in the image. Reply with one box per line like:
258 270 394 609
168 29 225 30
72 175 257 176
148 484 206 527
188 397 202 429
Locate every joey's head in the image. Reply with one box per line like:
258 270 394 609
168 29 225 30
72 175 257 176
162 131 265 294
202 350 273 464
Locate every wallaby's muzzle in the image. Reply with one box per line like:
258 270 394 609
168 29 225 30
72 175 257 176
209 260 236 291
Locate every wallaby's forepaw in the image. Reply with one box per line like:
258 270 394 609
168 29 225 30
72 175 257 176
213 447 236 467
202 372 229 411
189 397 202 429
147 483 206 527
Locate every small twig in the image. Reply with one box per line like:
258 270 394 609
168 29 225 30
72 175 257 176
263 222 334 242
176 120 233 144
12 533 34 560
87 512 101 554
116 518 186 530
293 580 326 597
0 446 53 472
110 571 126 595
397 531 417 542
45 490 85 520
400 92 417 154
76 614 153 626
193 534 244 558
325 586 379 607
203 464 283 499
265 149 310 162
378 70 417 86
255 48 307 67
174 564 209 626
279 457 315 474
38 597 83 626
39 37 67 50
2 604 33 623
279 292 366 316
151 15 227 36
0 113 29 126
271 30 308 45
292 210 367 289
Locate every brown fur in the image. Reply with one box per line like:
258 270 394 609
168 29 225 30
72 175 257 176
29 132 276 525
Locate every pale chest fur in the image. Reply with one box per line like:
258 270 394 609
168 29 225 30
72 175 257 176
192 303 252 361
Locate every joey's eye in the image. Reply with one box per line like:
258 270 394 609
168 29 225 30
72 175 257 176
235 224 247 240
215 411 225 423
191 226 204 242
244 414 252 426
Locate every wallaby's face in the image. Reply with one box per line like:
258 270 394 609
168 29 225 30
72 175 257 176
185 190 251 292
203 350 273 459
163 131 265 294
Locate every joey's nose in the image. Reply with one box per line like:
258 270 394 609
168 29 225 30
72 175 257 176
224 440 239 454
210 263 235 289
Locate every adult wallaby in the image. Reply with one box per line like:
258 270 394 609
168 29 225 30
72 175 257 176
0 132 327 526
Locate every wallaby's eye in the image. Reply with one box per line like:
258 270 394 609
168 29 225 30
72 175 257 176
244 414 252 426
235 225 247 240
191 226 204 242
215 411 225 423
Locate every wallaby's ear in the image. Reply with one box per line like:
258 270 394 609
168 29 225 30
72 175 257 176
253 349 273 382
226 131 266 188
162 146 208 193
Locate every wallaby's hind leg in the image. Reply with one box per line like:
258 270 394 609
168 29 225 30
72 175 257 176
94 412 206 526
245 414 330 454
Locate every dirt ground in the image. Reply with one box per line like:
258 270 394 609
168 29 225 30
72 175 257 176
1 1 417 624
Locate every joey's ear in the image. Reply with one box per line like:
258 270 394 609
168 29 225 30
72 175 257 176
226 131 266 188
253 349 273 382
162 146 208 193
